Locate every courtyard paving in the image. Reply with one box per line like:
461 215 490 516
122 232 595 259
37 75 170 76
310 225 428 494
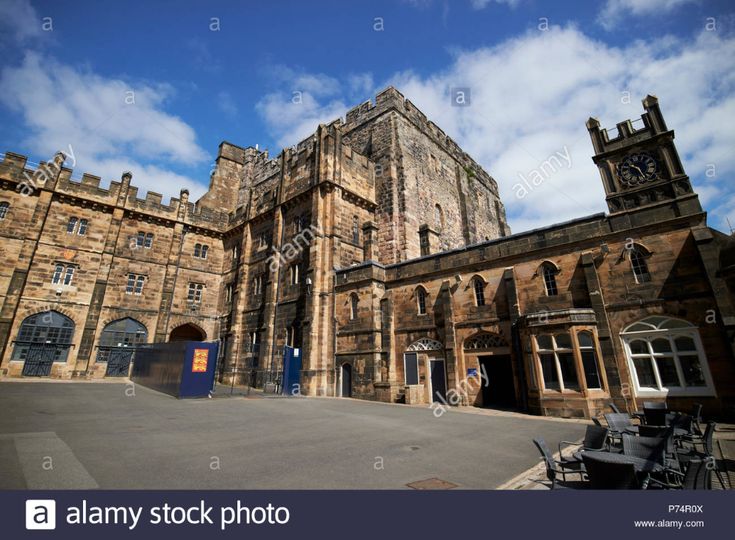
0 381 586 489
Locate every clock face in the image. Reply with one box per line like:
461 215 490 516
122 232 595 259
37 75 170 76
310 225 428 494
618 153 657 187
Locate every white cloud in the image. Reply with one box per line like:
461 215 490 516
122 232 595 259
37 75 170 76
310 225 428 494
256 67 377 148
597 0 697 30
0 52 209 202
216 91 239 116
470 0 521 9
0 0 43 44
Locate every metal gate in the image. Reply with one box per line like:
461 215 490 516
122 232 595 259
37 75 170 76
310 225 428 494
21 343 61 377
102 348 135 377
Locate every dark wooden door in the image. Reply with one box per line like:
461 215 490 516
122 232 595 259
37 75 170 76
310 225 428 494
341 364 352 397
430 360 447 403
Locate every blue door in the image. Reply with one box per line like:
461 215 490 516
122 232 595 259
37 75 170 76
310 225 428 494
282 346 302 395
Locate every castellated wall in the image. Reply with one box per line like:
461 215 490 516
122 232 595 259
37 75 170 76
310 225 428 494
0 152 229 379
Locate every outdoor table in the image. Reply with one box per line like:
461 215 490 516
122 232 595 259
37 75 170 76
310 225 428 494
573 450 664 474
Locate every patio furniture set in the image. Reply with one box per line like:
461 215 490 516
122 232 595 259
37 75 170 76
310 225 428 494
533 402 728 490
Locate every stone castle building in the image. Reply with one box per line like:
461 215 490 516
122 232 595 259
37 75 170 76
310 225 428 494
1 87 734 419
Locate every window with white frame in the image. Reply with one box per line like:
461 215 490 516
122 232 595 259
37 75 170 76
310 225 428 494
194 243 209 259
66 217 88 235
187 282 204 303
0 201 10 219
52 263 75 286
536 333 580 391
621 316 713 396
125 273 145 295
136 231 154 249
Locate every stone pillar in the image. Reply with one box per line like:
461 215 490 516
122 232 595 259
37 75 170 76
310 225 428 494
362 221 378 261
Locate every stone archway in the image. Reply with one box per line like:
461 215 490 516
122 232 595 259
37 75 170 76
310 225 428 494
169 323 206 342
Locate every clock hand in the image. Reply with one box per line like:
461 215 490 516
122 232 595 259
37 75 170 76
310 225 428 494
631 164 644 176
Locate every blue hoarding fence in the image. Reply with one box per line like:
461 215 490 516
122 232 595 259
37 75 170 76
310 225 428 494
131 341 218 398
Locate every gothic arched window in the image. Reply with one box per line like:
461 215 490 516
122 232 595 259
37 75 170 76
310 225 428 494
629 247 651 283
541 263 559 296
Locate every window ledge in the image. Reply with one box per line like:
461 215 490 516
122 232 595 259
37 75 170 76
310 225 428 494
635 388 716 398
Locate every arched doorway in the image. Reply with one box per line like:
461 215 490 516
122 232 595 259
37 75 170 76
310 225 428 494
97 318 148 377
169 323 206 342
341 363 352 397
13 311 75 377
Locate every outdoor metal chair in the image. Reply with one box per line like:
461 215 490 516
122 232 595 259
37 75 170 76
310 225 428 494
609 403 622 414
533 438 586 489
604 412 632 447
592 417 602 427
639 425 681 472
649 459 712 490
559 425 609 459
680 459 712 489
622 434 667 465
582 453 640 489
677 422 727 488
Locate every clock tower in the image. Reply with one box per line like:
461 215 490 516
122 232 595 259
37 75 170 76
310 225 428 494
586 95 702 223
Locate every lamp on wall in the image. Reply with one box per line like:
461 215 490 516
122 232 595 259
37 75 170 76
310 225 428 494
305 276 313 295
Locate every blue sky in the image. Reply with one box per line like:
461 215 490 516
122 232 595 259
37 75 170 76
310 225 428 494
1 0 734 233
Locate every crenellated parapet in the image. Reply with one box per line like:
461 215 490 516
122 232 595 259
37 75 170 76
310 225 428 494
341 87 500 197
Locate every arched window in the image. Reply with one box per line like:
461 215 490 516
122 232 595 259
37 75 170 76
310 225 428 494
629 247 651 283
434 204 444 231
621 316 713 396
535 333 579 391
77 219 88 236
289 264 299 285
12 311 75 363
542 264 558 296
66 217 78 234
472 277 485 306
416 287 427 315
350 294 359 320
201 244 209 259
0 201 9 220
99 318 147 348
